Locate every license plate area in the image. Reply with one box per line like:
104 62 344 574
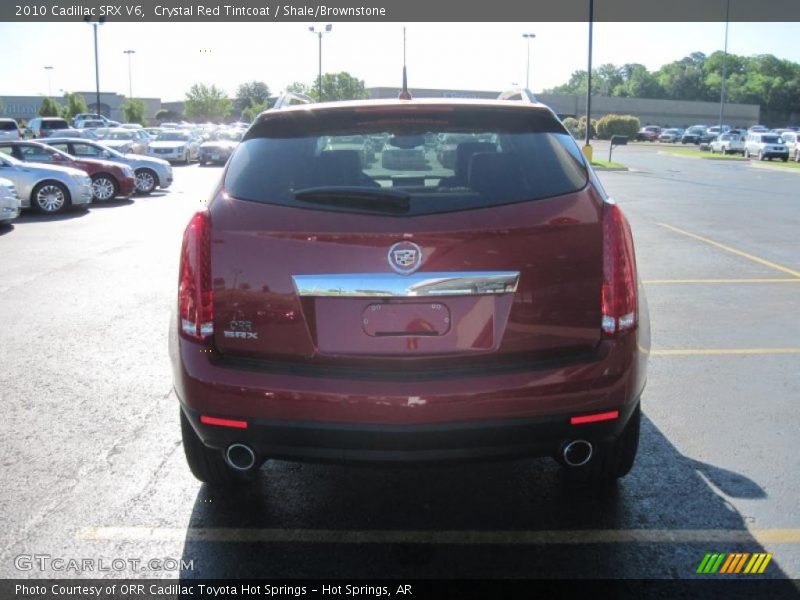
362 302 450 337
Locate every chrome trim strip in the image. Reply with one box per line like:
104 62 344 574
292 272 520 298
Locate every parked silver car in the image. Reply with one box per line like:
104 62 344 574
46 138 173 195
0 177 21 224
146 130 200 164
744 133 789 162
0 153 93 213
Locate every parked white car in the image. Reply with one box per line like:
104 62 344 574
778 131 800 162
0 153 93 213
0 118 21 141
744 133 789 162
709 133 745 155
0 176 21 224
146 130 200 164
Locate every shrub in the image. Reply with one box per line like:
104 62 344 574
578 116 597 140
562 117 580 138
595 114 640 140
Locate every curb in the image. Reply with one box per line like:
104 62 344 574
749 161 800 174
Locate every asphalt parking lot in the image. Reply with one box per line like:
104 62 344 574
0 145 798 584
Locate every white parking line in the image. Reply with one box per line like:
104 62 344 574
76 527 800 545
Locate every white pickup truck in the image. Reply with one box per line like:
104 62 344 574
709 133 745 155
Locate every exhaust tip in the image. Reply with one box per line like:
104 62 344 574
562 440 593 467
225 443 256 471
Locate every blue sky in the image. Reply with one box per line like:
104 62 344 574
1 22 799 100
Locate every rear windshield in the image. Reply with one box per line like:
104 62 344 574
224 106 587 216
761 135 781 144
0 121 18 131
42 120 69 130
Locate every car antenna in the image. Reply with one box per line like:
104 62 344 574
398 27 412 100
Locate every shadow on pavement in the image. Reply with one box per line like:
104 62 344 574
177 414 794 585
13 207 89 223
89 198 135 209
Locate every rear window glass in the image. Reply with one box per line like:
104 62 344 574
224 106 587 216
761 135 781 144
42 120 69 130
0 121 18 131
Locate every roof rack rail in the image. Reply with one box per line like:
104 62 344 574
272 92 315 110
497 88 538 104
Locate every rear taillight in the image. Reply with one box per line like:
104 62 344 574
601 202 637 336
178 210 214 341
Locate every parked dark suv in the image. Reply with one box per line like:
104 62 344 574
170 90 650 489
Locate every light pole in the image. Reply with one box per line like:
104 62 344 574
308 24 332 100
718 0 730 129
123 49 136 99
522 33 535 90
583 0 594 160
44 66 54 97
84 16 106 116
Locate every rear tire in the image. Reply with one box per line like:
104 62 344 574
561 403 641 486
180 409 258 488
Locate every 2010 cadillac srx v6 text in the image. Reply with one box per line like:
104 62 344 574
169 90 650 489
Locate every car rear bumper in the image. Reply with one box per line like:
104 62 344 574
179 398 640 463
171 325 649 463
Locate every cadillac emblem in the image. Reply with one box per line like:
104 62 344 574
388 241 423 275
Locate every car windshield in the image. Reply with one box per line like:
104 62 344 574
107 131 135 140
0 121 18 131
761 135 782 143
225 106 587 217
156 131 191 141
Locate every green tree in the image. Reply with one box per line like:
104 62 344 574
241 100 271 123
154 108 181 123
183 84 232 122
286 82 310 95
38 97 61 117
61 92 89 120
310 72 369 102
234 81 271 114
122 98 146 125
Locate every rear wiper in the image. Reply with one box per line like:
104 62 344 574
292 186 411 214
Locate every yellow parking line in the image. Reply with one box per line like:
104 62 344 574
650 348 800 356
75 526 800 545
657 223 800 278
644 278 800 284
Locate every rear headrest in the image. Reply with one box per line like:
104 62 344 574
468 153 526 199
454 142 497 178
316 150 363 180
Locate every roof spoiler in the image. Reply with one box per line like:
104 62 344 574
497 88 538 104
272 92 315 110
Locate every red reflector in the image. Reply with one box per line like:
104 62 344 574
570 410 620 425
200 415 248 429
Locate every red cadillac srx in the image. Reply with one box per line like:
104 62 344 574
169 91 650 489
